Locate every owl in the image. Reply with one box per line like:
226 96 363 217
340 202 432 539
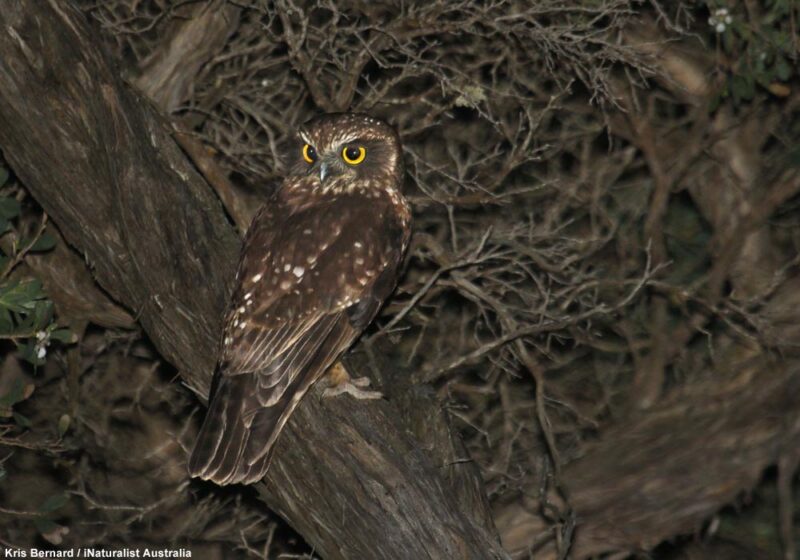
188 113 411 485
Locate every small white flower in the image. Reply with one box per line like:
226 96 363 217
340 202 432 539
708 8 733 33
35 334 48 358
34 330 50 360
709 7 733 33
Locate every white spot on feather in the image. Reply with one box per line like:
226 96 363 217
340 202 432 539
293 266 305 277
252 273 263 282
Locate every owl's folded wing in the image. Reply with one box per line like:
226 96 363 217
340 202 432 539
188 196 403 484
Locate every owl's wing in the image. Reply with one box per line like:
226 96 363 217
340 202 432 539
188 195 405 484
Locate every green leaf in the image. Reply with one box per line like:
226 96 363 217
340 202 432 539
38 493 68 514
731 74 755 103
19 341 45 366
50 328 75 344
22 301 53 331
775 55 791 81
0 377 25 407
0 307 13 333
0 197 20 220
29 231 56 252
0 167 8 188
0 279 45 313
13 411 31 428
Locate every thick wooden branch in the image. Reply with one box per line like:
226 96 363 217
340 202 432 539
496 360 800 559
0 2 507 558
565 361 800 557
133 0 240 115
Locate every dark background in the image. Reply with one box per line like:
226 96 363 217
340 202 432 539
0 1 798 558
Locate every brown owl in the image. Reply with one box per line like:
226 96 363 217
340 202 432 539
188 113 411 485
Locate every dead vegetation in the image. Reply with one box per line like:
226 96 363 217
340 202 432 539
1 0 799 558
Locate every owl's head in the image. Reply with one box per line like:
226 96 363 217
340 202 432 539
291 113 403 190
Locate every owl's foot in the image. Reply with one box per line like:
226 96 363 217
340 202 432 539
323 376 383 400
323 363 383 400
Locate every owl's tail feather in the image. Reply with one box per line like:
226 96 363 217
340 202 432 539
188 316 354 485
187 372 310 485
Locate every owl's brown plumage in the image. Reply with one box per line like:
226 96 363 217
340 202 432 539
188 113 411 485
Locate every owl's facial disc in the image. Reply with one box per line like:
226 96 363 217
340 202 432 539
295 113 402 189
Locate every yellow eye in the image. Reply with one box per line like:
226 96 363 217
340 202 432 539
302 144 316 164
342 145 366 165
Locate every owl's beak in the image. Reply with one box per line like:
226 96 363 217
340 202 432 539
319 162 329 183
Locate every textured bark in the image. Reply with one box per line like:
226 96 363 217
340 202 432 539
0 2 507 559
565 361 800 557
133 0 240 115
496 360 800 558
131 0 257 234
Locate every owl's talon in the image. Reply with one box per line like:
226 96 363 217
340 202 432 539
323 372 383 400
322 370 383 400
349 376 372 388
